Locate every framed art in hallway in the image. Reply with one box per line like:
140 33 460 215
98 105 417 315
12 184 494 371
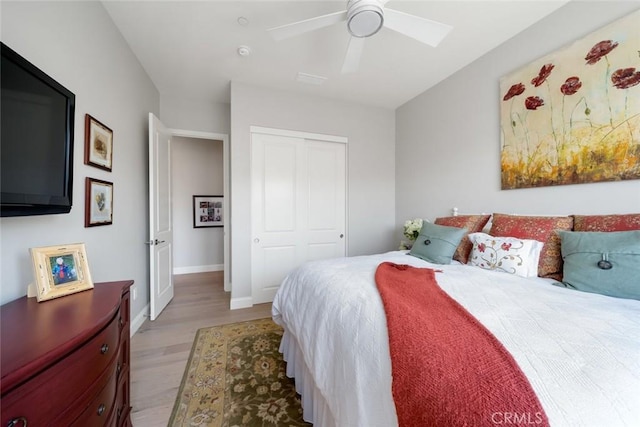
85 114 113 171
30 243 94 302
85 177 113 227
193 195 223 228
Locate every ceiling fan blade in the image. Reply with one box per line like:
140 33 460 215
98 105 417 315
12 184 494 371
341 36 366 74
383 8 452 47
268 10 348 41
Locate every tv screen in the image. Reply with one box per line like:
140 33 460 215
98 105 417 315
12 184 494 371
1 42 75 217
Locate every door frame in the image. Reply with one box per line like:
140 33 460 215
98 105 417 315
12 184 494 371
248 126 349 304
170 128 231 292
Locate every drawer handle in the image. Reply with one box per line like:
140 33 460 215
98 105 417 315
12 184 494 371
97 404 106 416
119 316 124 327
100 344 109 354
7 417 27 427
117 362 121 376
117 406 123 419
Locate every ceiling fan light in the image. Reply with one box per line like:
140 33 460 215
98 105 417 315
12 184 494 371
348 10 383 37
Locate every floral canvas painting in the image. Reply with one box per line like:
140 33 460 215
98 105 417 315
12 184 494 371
500 10 640 189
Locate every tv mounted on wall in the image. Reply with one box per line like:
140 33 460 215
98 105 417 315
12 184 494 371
1 42 75 217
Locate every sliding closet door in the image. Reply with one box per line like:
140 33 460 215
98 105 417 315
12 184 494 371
251 130 346 304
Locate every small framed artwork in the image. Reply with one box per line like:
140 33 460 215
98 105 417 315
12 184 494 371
30 243 94 302
85 114 113 171
193 195 223 228
85 177 113 227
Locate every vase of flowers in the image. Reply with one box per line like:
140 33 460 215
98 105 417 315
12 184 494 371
399 218 424 250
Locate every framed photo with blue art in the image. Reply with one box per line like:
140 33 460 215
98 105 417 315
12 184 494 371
85 177 113 227
29 243 94 302
193 195 223 228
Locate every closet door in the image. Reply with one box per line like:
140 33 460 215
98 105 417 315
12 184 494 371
251 131 346 304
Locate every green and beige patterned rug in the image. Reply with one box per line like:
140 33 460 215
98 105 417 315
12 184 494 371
169 318 311 426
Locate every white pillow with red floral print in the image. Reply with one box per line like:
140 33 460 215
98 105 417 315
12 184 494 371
467 232 544 278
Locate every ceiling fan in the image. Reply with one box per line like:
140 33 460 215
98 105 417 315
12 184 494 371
267 0 452 74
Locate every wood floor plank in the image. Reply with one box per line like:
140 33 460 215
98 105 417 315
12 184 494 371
130 271 272 426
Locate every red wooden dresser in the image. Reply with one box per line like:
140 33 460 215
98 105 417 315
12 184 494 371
1 281 133 426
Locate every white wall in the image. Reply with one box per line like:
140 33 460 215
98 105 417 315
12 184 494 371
230 82 396 305
172 136 224 273
160 95 230 134
0 1 159 327
396 2 640 226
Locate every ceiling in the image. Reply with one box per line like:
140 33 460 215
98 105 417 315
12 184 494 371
103 0 569 110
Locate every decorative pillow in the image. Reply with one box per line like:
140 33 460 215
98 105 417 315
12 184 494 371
489 213 573 280
573 214 640 232
558 230 640 300
434 215 491 264
467 232 544 278
409 222 467 264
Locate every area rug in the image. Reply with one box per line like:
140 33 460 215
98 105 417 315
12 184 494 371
169 318 311 426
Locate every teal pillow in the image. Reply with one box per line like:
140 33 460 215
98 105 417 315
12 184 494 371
558 230 640 300
409 222 467 264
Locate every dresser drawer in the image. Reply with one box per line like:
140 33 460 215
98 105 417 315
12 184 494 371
1 310 121 426
71 364 118 427
115 367 132 427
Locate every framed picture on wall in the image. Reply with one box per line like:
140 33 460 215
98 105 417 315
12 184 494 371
193 195 223 228
85 177 113 227
84 114 113 171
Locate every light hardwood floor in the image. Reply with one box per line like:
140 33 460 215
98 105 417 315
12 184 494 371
130 271 272 426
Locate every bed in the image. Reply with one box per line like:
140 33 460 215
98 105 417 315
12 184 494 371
272 249 640 426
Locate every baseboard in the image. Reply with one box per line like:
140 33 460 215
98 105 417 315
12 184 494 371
230 296 253 310
173 264 223 275
130 303 149 337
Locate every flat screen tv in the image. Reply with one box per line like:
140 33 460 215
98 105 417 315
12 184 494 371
1 42 75 217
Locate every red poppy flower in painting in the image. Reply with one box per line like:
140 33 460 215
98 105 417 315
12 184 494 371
560 77 583 95
525 96 544 110
585 40 619 65
611 67 640 89
531 64 555 87
503 83 526 101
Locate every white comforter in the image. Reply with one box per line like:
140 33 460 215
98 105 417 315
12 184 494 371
272 251 640 427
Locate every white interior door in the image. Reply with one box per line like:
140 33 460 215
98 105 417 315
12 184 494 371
148 113 174 320
251 131 346 304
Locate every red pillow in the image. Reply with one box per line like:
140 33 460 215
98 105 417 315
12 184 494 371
573 214 640 231
489 213 573 280
434 215 491 264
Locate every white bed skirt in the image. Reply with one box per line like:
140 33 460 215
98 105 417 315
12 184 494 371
279 326 337 427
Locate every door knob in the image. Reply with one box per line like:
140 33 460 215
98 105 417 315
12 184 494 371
254 238 260 243
340 234 344 238
145 239 166 245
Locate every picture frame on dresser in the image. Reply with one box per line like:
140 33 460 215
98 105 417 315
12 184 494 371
30 243 94 302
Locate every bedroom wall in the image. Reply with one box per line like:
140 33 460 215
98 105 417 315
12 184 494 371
171 136 224 274
159 95 230 134
230 82 396 307
396 2 640 227
0 2 159 330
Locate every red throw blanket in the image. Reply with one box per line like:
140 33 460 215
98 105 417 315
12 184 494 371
375 262 550 427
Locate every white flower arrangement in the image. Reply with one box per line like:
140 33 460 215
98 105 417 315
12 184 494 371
399 218 425 250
